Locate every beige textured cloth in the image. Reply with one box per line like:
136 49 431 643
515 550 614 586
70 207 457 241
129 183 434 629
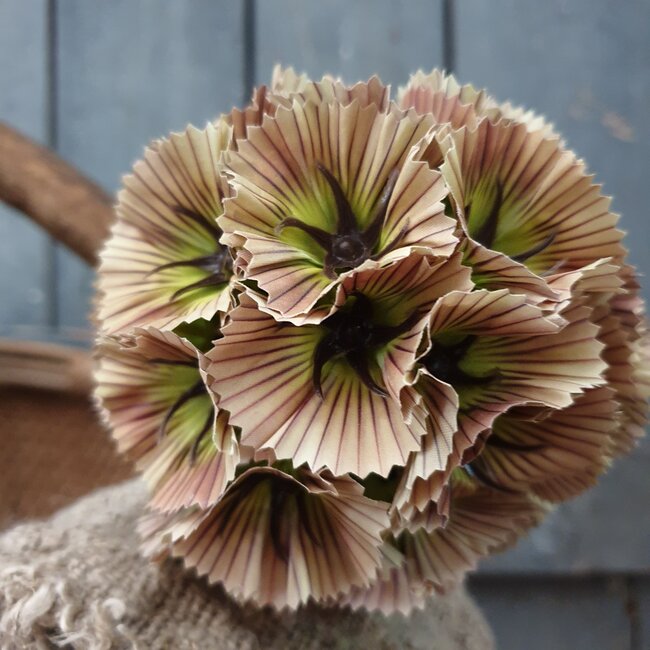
0 480 494 649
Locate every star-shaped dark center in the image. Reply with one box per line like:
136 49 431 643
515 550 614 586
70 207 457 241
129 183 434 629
312 293 422 398
277 164 403 279
152 206 233 300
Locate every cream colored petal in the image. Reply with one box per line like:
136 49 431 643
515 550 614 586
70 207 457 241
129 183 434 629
97 122 234 334
488 101 560 139
343 565 431 616
151 467 389 609
340 253 473 398
206 291 428 478
264 364 426 477
270 66 390 111
462 237 559 302
223 84 274 143
463 302 607 409
218 96 454 320
393 374 459 510
427 288 562 338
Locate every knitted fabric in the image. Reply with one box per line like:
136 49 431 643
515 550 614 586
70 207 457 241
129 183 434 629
0 480 494 649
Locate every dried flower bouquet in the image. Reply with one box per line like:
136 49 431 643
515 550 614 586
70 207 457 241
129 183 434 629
94 67 649 614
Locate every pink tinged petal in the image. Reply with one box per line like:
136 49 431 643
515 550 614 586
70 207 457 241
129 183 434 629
342 565 431 616
95 328 235 512
378 146 458 257
241 233 337 324
390 376 459 524
224 84 274 143
395 479 548 591
594 295 650 457
153 467 388 609
149 437 239 513
462 238 559 302
427 289 562 339
490 101 561 139
399 85 480 130
204 293 318 450
542 259 624 312
270 66 390 112
397 69 495 120
437 118 625 286
410 375 459 477
474 387 617 502
97 122 234 334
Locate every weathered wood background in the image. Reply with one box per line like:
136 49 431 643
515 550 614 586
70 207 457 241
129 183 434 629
1 1 648 647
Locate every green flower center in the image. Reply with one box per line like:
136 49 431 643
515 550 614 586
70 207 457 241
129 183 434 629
148 357 213 464
152 206 233 299
466 181 557 266
277 164 404 278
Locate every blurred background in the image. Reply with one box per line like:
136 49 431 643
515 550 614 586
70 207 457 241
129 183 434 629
0 1 648 647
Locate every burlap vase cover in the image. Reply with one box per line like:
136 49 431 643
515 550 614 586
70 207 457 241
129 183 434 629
0 480 494 649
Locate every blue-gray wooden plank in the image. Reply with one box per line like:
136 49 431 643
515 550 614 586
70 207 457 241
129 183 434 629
0 0 49 332
457 0 650 574
469 576 633 650
255 0 444 89
54 0 246 331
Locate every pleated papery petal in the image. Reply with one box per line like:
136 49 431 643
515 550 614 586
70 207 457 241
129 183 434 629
218 91 458 321
398 69 560 138
341 543 431 615
392 292 606 519
340 253 473 400
398 69 494 124
435 117 625 300
271 65 311 96
472 386 617 502
94 328 237 512
205 288 429 477
270 65 390 112
142 467 389 609
224 84 275 143
97 121 236 334
542 259 624 311
489 101 560 139
346 476 548 614
594 273 650 456
394 479 547 589
389 375 458 529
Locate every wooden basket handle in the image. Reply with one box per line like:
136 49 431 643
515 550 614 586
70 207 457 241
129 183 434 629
0 122 113 265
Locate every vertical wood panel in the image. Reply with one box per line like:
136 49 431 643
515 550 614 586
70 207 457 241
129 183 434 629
456 0 650 574
55 0 245 331
0 0 49 332
255 0 444 88
469 576 633 650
